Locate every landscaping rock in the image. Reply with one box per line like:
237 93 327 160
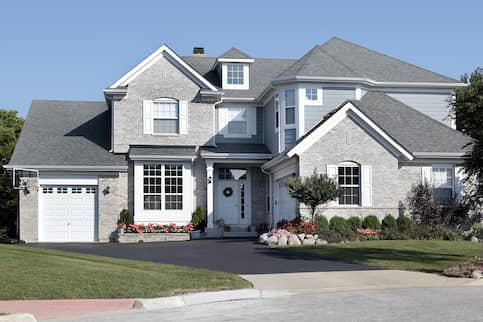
288 235 301 246
302 238 316 246
277 236 288 246
305 234 313 239
258 233 268 244
314 234 319 240
472 270 482 280
297 233 305 241
316 239 328 245
265 236 278 246
470 236 479 243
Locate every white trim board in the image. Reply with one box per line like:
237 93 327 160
39 175 98 186
109 44 218 91
287 102 414 160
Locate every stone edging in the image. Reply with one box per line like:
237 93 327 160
115 232 190 243
0 313 37 322
132 288 261 310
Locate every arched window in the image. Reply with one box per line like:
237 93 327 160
152 98 179 134
338 162 360 205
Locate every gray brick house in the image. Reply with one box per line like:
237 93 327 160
7 37 471 242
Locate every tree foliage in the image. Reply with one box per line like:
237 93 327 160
0 109 24 238
450 67 483 213
286 172 340 222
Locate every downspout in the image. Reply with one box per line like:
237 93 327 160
212 96 224 146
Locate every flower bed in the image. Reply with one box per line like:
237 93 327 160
114 223 193 243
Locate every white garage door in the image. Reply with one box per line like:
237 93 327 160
39 186 97 242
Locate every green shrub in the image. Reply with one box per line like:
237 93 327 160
380 230 409 240
192 206 206 231
329 216 347 232
362 215 381 230
317 228 344 243
315 215 329 229
472 223 483 239
411 224 463 241
382 215 397 231
346 217 362 232
118 209 133 225
396 215 412 235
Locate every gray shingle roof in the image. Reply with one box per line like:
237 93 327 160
9 100 127 167
351 92 472 153
219 47 252 59
183 56 296 99
269 92 471 165
277 37 458 83
201 143 271 154
129 146 196 157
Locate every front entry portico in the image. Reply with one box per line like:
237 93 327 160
202 148 271 236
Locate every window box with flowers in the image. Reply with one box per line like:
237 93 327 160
114 223 193 243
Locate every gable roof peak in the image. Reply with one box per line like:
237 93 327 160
219 47 253 60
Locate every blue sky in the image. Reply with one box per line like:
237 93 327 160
1 0 481 117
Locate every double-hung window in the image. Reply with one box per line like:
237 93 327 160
284 89 296 146
338 163 360 205
227 64 244 85
143 164 183 211
432 166 453 204
227 107 248 136
152 99 179 134
275 93 279 132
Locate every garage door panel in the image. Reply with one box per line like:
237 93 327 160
40 185 97 242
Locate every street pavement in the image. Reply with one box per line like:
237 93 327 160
48 286 483 322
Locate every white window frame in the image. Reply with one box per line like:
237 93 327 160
152 98 179 135
304 87 323 105
134 161 193 225
337 162 361 206
225 107 249 138
431 165 454 202
221 63 249 90
275 93 279 133
283 89 297 147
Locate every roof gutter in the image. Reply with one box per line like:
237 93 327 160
412 152 466 159
271 76 466 89
4 165 128 172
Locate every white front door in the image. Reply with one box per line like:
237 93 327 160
39 186 97 242
215 168 250 225
275 176 297 223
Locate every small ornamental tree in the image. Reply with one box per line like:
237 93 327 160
286 172 341 223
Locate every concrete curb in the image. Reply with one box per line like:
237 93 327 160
133 288 261 310
0 314 37 322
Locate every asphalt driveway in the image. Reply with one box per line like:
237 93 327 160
28 239 377 274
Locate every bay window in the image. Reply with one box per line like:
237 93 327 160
143 164 183 210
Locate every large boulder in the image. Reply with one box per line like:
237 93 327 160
265 235 278 246
471 270 482 280
288 235 302 246
302 238 316 246
316 239 328 245
297 233 305 241
258 233 268 244
470 236 479 243
277 235 288 246
306 234 313 239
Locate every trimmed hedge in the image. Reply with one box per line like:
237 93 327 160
329 216 347 232
315 215 329 229
382 215 397 231
396 215 412 235
362 215 381 230
346 217 362 232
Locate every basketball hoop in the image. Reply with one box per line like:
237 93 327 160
11 167 39 192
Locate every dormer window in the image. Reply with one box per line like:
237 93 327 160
221 63 249 90
227 64 244 85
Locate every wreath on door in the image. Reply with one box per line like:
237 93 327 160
223 187 233 197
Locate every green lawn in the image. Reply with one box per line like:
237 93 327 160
291 240 483 274
0 245 251 300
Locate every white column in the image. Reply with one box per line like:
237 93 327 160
206 161 214 229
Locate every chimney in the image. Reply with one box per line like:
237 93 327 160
192 47 205 57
